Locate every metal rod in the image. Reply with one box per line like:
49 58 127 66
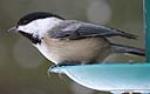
144 0 150 62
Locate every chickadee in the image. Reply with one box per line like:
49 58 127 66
9 12 145 66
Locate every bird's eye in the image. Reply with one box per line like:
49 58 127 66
18 19 30 25
22 20 29 24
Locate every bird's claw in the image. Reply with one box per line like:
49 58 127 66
50 63 79 69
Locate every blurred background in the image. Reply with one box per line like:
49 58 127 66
0 0 144 94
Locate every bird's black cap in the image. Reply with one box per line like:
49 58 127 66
17 12 64 26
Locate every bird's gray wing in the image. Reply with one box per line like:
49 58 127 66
49 20 136 40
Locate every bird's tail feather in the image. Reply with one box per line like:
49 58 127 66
108 27 137 39
119 31 137 39
111 43 145 56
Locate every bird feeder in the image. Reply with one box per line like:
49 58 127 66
49 0 150 93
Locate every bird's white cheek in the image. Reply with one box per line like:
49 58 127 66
18 23 39 34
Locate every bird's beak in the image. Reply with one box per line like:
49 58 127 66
8 26 17 32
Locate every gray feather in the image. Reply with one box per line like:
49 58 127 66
111 43 145 56
49 20 137 40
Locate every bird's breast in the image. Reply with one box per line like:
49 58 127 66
34 35 110 64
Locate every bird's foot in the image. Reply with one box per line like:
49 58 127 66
50 63 79 69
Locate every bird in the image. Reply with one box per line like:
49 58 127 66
8 12 145 66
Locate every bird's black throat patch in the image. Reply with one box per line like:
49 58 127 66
19 31 41 44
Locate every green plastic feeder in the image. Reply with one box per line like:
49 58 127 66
49 0 150 93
